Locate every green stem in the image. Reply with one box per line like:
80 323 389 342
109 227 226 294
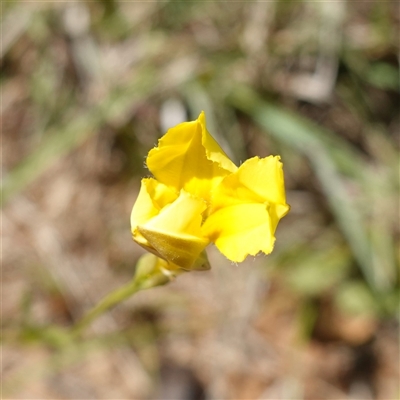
69 253 191 337
71 280 141 337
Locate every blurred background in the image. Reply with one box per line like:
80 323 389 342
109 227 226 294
2 1 399 399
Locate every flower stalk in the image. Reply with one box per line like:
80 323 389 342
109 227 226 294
71 253 186 336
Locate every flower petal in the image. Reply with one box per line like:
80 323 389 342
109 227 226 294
211 156 288 209
209 155 290 231
146 111 237 201
197 112 237 173
138 190 210 269
202 203 275 262
130 178 178 248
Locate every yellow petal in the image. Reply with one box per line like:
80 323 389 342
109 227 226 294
202 203 275 262
146 111 237 202
209 155 290 232
211 156 288 210
138 190 210 269
130 178 178 249
197 112 237 173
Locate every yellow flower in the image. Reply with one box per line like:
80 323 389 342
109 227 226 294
131 111 289 270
